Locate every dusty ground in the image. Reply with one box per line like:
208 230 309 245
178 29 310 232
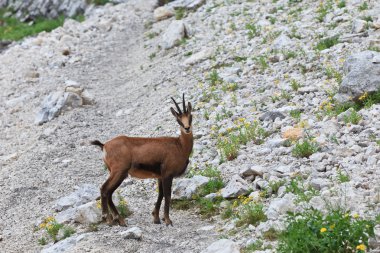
0 1 218 252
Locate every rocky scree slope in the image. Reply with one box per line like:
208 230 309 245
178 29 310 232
0 0 380 252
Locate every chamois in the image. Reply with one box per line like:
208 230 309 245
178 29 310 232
91 94 193 226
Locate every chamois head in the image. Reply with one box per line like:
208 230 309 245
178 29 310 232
170 94 192 134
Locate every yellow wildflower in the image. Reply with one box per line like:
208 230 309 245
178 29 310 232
232 200 239 208
320 227 327 233
356 244 366 251
352 213 359 219
96 200 102 209
330 224 335 230
39 223 46 229
358 92 368 101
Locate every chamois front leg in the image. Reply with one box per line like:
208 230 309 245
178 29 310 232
162 176 173 226
152 179 163 224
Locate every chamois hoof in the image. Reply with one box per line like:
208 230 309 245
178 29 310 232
153 219 161 224
118 218 127 226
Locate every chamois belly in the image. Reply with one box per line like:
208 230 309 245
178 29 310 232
128 163 161 179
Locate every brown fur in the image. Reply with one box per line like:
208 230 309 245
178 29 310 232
91 95 193 226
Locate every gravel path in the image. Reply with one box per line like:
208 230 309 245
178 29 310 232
0 1 218 252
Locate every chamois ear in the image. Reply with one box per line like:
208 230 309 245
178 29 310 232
170 107 178 117
187 102 192 114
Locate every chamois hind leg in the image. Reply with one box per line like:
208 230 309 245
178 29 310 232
100 178 113 223
106 170 128 226
162 176 173 226
152 179 163 224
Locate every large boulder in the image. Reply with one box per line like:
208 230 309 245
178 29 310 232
334 51 380 103
53 184 98 212
161 20 188 49
201 239 240 253
220 175 249 198
172 175 210 199
41 234 87 253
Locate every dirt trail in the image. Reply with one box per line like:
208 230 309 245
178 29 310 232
0 1 218 252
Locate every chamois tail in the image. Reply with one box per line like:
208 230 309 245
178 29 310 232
90 140 104 150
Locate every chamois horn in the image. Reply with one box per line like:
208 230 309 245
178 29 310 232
171 97 182 114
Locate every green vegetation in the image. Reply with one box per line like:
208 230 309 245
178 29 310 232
173 166 224 218
245 23 260 39
175 7 186 20
255 55 269 71
37 217 75 243
218 120 267 161
285 176 318 203
316 0 333 22
278 209 375 253
290 109 302 121
115 191 133 218
235 203 267 227
337 0 346 8
0 8 86 41
88 0 112 5
358 2 368 11
241 240 264 252
325 66 343 84
315 36 339 51
343 110 362 125
263 227 280 241
292 138 319 158
337 170 350 183
290 79 301 91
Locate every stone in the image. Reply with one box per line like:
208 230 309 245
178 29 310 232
334 51 380 103
309 196 325 211
201 239 240 253
184 48 214 66
240 166 264 177
35 91 83 125
55 207 77 224
282 127 303 141
53 184 98 212
221 175 249 198
352 19 367 33
154 6 174 21
310 178 331 191
168 0 206 10
274 166 292 174
161 20 187 49
41 234 86 253
259 111 285 122
172 175 210 199
74 201 102 224
120 227 142 240
266 195 296 219
337 108 356 122
271 34 294 50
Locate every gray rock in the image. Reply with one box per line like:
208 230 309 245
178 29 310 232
259 111 285 122
161 20 187 49
41 234 86 253
221 175 249 198
120 227 142 240
74 201 102 224
168 0 206 10
272 34 294 50
240 166 264 177
35 91 83 125
352 19 367 33
172 175 210 199
274 166 292 174
337 108 356 122
334 51 380 102
55 207 77 224
184 48 214 66
201 239 240 253
154 6 174 21
266 195 296 219
309 196 325 211
53 184 98 212
310 178 331 191
0 0 88 20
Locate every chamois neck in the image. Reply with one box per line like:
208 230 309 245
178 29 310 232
179 129 193 156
